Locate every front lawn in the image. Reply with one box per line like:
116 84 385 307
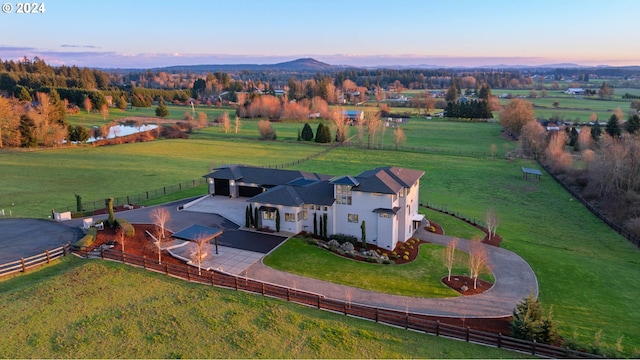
263 237 492 298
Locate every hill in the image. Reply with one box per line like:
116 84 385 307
140 58 340 74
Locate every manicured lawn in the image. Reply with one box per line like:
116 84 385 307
0 256 524 359
289 147 640 354
263 237 491 298
66 104 234 126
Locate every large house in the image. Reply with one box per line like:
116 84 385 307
204 165 425 250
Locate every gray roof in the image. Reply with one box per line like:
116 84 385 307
330 175 360 186
204 165 331 186
354 166 424 194
249 179 335 207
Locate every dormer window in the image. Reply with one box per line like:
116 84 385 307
336 184 352 205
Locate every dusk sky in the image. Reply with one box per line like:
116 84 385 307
1 0 638 68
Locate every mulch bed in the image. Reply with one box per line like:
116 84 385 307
92 223 186 266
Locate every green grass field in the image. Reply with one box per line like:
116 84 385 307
1 117 639 355
0 256 524 359
263 237 492 298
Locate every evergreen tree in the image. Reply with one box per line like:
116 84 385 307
626 114 640 134
155 98 169 118
253 207 259 229
323 213 328 238
19 114 37 147
478 83 492 100
245 206 250 227
275 209 281 232
313 212 318 235
591 121 602 141
445 82 458 102
605 114 621 138
106 197 115 227
568 127 579 147
360 220 367 249
509 293 558 344
15 86 32 102
301 122 314 141
318 216 323 238
315 123 332 143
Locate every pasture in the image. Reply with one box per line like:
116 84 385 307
1 117 639 355
0 257 523 359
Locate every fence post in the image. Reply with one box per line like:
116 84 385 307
211 272 215 286
63 243 67 256
317 296 320 309
234 277 238 290
143 256 146 269
466 327 470 342
531 340 536 356
187 267 191 281
165 263 169 275
261 283 264 295
405 314 409 329
287 288 290 301
101 247 104 259
375 308 379 323
436 321 440 336
45 249 50 263
21 258 26 272
122 252 126 264
146 191 149 199
497 333 502 348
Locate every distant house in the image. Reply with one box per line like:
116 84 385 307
274 90 285 97
564 88 585 95
340 110 364 123
204 165 425 250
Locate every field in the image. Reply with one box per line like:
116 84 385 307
1 116 640 355
0 257 523 359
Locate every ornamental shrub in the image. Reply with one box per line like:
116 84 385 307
116 218 135 237
402 255 409 260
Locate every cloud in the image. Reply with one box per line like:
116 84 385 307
0 46 637 68
60 44 101 49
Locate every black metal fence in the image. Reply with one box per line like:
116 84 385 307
539 162 640 249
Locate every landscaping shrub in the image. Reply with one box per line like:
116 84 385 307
327 239 340 250
73 227 97 250
116 218 135 237
329 234 358 246
303 237 318 246
340 242 355 252
402 255 409 260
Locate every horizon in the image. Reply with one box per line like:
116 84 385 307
1 0 639 69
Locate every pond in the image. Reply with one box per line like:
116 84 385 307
87 124 158 142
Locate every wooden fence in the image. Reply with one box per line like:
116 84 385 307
82 246 601 359
0 242 72 278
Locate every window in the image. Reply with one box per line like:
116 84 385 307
399 189 405 198
302 204 308 209
285 213 295 222
336 185 352 205
297 211 303 221
309 205 315 210
302 210 308 220
348 214 359 223
262 210 275 220
379 213 392 218
323 206 328 212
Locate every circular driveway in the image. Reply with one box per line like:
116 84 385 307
0 218 83 264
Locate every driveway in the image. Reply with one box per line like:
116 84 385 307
0 218 83 264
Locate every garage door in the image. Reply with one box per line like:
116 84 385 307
214 179 230 196
239 185 263 197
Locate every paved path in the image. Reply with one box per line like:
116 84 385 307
244 226 538 318
63 196 538 318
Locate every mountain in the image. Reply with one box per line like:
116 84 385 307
139 58 340 73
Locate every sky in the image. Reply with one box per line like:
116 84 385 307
0 0 639 69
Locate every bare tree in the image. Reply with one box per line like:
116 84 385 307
423 91 436 113
149 207 171 239
364 109 382 149
117 227 126 253
499 98 536 137
191 234 209 275
234 115 241 134
83 96 92 114
519 120 547 158
257 120 276 140
484 208 499 241
468 241 490 289
197 112 208 128
393 125 406 150
218 112 231 134
445 238 458 281
100 103 109 121
0 96 20 148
